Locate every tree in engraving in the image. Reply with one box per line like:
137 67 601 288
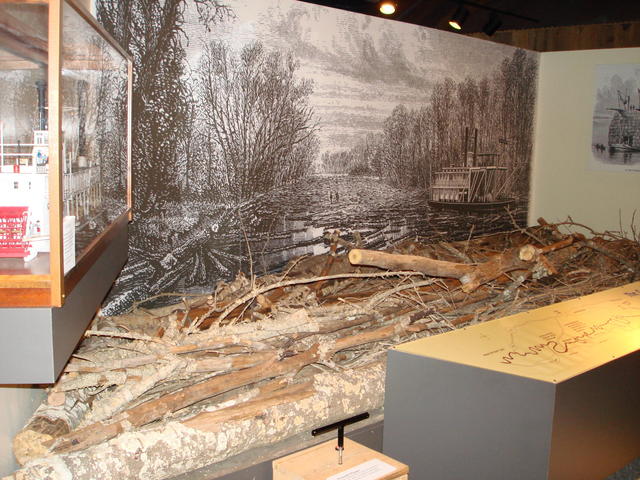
356 49 538 197
497 49 537 194
96 0 232 212
194 41 318 202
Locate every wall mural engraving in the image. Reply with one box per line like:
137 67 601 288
97 0 539 314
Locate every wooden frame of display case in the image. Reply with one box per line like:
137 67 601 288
0 0 132 308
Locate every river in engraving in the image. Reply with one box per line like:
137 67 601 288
104 174 528 314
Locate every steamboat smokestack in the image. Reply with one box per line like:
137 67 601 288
35 80 47 130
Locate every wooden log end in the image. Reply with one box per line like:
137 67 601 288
518 245 537 262
460 275 478 293
13 430 53 466
348 249 364 265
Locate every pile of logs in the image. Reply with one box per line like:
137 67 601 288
7 219 640 480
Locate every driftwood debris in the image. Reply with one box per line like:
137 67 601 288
349 241 565 292
7 220 640 480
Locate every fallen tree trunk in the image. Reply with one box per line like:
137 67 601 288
348 248 475 279
6 363 386 480
181 380 315 432
12 389 92 466
348 240 573 292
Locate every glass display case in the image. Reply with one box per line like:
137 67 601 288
0 0 131 309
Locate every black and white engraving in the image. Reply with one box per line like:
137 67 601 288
97 0 539 314
591 63 640 172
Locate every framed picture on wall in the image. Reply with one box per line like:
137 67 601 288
591 63 640 173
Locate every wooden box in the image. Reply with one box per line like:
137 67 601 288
384 282 640 480
273 438 408 480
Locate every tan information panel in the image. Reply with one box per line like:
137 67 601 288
273 438 408 480
395 282 640 383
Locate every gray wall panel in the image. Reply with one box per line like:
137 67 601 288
0 308 53 383
0 225 128 384
384 350 556 480
51 225 128 378
549 351 640 480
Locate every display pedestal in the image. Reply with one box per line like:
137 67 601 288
273 438 408 480
0 220 128 383
384 282 640 480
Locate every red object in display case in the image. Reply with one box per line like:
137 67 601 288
0 206 30 258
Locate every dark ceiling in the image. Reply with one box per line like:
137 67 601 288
297 0 640 35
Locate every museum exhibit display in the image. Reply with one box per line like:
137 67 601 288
7 221 640 479
1 0 639 477
384 282 640 480
0 0 131 383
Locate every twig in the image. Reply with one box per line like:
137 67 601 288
84 330 170 345
187 289 219 334
557 216 625 241
216 271 428 323
278 254 310 282
365 278 437 309
441 241 472 263
579 240 638 275
508 209 546 245
465 224 475 247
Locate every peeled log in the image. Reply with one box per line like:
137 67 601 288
6 362 386 480
181 380 315 432
348 249 474 279
349 245 547 293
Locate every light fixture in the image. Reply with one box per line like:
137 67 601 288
379 1 396 15
448 5 468 30
482 12 502 36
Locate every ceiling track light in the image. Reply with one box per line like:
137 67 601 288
482 12 502 36
448 0 539 31
448 5 468 31
379 1 396 15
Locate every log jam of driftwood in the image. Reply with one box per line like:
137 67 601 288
7 221 640 480
47 318 423 455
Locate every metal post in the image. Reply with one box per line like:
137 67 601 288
36 80 47 131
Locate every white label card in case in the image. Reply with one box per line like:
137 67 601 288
326 458 397 480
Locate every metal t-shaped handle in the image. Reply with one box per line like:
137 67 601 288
311 412 370 465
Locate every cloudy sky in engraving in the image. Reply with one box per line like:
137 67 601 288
184 0 522 153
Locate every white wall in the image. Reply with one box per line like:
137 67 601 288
530 47 640 235
0 386 45 476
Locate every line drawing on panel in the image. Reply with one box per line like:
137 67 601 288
591 63 640 172
96 0 539 314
